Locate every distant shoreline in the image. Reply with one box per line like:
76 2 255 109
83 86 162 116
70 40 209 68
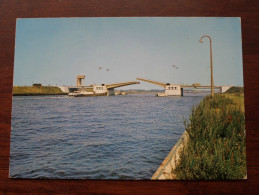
12 85 221 96
13 93 68 96
13 86 68 96
12 92 156 96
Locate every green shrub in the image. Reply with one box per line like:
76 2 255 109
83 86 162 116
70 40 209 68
173 94 246 180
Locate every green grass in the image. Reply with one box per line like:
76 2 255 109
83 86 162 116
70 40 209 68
225 86 244 95
13 86 64 95
173 93 246 180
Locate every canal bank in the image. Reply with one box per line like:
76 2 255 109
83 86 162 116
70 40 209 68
151 131 188 179
12 86 68 96
152 90 246 180
13 93 68 96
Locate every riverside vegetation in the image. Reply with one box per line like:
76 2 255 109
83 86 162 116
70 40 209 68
13 86 67 95
173 87 246 179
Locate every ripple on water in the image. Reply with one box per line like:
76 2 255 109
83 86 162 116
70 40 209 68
10 94 205 179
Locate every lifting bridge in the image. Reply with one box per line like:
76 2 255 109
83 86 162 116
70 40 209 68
66 80 140 96
94 81 140 96
106 81 140 90
136 77 231 96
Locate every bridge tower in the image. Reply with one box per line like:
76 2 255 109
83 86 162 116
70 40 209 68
77 75 85 87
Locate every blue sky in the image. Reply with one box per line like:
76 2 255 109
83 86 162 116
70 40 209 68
13 17 243 89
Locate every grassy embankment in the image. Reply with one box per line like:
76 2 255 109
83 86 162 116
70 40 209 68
173 87 246 179
13 86 67 95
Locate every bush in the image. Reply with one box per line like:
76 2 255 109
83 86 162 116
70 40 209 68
173 94 246 180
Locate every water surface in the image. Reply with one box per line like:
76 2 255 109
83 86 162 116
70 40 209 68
10 93 205 179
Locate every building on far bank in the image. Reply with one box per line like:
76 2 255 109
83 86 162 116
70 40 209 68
32 83 42 87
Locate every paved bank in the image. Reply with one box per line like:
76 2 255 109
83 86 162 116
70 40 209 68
151 131 188 180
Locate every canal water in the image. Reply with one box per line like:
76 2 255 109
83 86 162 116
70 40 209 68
10 93 206 179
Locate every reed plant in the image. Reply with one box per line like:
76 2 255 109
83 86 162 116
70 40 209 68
173 93 246 179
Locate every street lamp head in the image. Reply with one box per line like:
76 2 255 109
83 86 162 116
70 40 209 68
199 35 212 43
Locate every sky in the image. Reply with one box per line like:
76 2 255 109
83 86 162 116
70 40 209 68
13 17 243 90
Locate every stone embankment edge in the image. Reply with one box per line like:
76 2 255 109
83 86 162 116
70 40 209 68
151 131 188 180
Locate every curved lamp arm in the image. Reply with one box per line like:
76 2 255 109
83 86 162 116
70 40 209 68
199 35 214 97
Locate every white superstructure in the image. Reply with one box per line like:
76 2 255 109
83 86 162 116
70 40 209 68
165 84 182 96
67 78 140 97
137 78 183 96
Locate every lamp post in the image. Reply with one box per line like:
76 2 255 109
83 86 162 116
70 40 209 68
199 35 214 97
